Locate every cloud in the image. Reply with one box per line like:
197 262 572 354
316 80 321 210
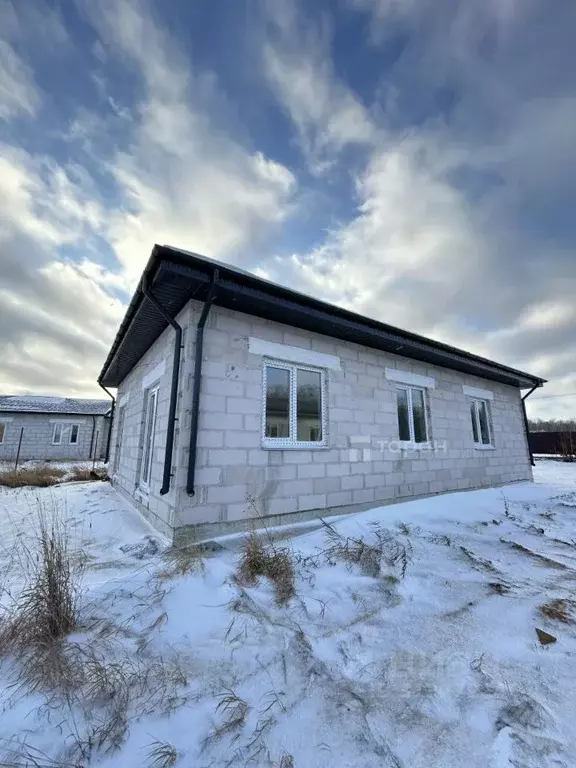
0 145 124 396
78 0 296 283
1 0 297 396
0 41 41 120
261 0 375 173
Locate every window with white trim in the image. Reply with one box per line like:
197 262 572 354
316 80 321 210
140 387 158 487
469 398 492 447
396 385 428 444
69 424 80 444
0 422 6 444
263 361 327 447
52 423 63 445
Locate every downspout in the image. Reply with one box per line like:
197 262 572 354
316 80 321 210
187 270 219 495
521 384 540 467
98 383 115 463
88 415 97 460
141 275 183 496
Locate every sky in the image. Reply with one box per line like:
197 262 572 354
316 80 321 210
1 0 575 420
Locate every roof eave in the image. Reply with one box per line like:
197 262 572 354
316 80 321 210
98 245 546 391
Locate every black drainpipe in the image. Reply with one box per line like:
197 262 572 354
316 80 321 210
187 270 218 495
98 383 115 463
88 414 97 460
521 384 540 467
141 275 183 496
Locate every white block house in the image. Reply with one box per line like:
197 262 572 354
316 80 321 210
99 245 545 542
0 396 111 463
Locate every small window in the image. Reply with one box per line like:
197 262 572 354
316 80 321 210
140 387 158 487
0 422 6 444
470 398 492 447
69 424 79 444
263 362 326 447
52 423 63 445
396 386 428 444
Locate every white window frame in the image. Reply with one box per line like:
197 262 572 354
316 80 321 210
396 384 431 446
469 397 494 449
262 360 328 449
0 421 7 444
69 424 80 444
52 423 64 445
140 386 159 489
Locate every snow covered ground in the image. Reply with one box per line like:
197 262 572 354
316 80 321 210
1 461 576 767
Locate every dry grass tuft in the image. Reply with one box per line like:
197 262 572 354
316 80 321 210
158 544 204 580
0 465 66 488
503 539 568 570
67 465 108 483
540 598 576 623
147 740 179 767
0 506 80 657
203 688 249 748
320 519 412 579
236 533 295 605
279 754 295 768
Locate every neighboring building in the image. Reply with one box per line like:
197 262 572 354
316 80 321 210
99 245 545 542
0 396 111 463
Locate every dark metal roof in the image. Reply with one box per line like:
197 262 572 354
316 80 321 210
99 244 546 390
0 396 111 416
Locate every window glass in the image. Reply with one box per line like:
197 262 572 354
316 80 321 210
0 423 5 443
265 367 290 438
70 424 79 444
478 400 491 444
297 368 322 442
396 388 410 441
141 389 158 485
263 363 326 446
53 424 63 444
412 388 427 443
470 402 479 443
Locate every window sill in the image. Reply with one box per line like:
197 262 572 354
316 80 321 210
474 444 495 451
261 442 329 451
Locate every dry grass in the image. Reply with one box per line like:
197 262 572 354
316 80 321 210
0 505 80 657
236 533 295 605
147 740 179 767
503 539 568 570
203 688 250 748
279 754 295 768
540 598 576 623
157 544 204 580
67 465 108 482
320 519 411 579
0 464 106 488
0 465 66 488
459 546 498 573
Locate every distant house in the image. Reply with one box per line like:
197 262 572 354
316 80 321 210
0 396 111 463
99 245 545 543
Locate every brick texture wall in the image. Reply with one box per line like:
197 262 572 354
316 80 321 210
0 413 109 462
109 298 532 540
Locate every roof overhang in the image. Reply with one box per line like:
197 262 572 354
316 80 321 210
99 245 546 391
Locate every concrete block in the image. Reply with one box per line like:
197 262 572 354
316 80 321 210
298 464 326 479
327 491 353 507
208 449 247 465
224 431 261 448
298 494 327 512
227 397 260 414
342 475 363 491
207 485 246 504
313 476 341 494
